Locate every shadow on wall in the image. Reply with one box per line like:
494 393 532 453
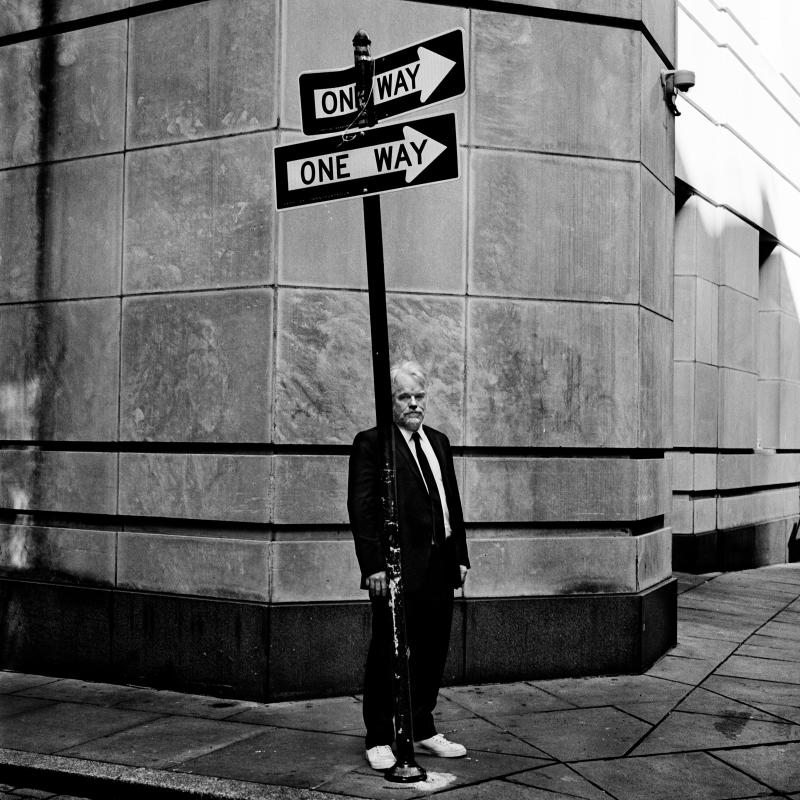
789 520 800 562
0 0 65 662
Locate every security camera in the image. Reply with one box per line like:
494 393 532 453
666 69 696 92
661 69 696 115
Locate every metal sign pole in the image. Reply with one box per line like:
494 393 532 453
354 29 426 785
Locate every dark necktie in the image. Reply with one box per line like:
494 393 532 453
411 432 446 547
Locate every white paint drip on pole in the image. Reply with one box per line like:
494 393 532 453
312 47 456 120
285 125 447 191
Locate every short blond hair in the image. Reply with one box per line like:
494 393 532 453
390 360 427 391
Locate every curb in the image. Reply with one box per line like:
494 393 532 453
0 749 369 800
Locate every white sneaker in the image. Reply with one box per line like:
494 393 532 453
415 733 467 758
365 744 396 770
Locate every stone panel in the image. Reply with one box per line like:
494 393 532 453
119 453 270 523
673 277 696 362
272 455 349 525
0 524 114 586
780 313 800 382
639 308 672 449
0 1 127 33
281 1 468 133
668 496 715 534
470 151 639 303
674 195 719 283
757 379 780 450
719 520 793 570
672 362 694 447
639 457 672 518
719 207 759 298
124 133 274 293
112 591 268 699
636 527 672 590
0 155 123 302
117 532 270 602
268 602 370 700
717 487 799 530
471 12 639 160
0 23 126 168
274 289 465 445
694 363 719 447
674 362 724 449
640 41 675 190
760 246 800 315
718 368 757 449
674 277 719 366
779 380 800 449
717 453 800 491
466 529 672 599
467 299 638 447
463 0 655 23
464 458 669 522
465 534 639 597
671 451 692 491
642 0 676 64
0 450 116 515
718 287 757 373
279 145 466 294
696 278 718 365
128 0 277 146
120 289 272 443
758 311 781 379
0 299 120 440
270 540 363 603
0 581 113 678
56 1 127 21
693 497 716 533
464 582 676 682
0 3 42 33
669 495 692 534
694 453 717 491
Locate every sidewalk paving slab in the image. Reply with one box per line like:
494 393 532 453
630 708 800 755
712 741 800 795
507 763 616 799
572 752 771 800
59 716 264 769
676 685 797 721
440 683 574 716
0 564 798 799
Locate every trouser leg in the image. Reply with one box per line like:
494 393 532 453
406 548 454 742
363 596 394 749
363 549 454 747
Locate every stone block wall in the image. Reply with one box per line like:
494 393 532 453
671 0 800 571
0 0 676 699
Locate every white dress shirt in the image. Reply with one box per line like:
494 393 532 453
398 424 452 538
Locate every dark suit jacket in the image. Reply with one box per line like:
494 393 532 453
348 424 470 592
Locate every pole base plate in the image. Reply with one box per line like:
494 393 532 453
384 760 427 783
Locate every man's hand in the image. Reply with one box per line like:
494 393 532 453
459 565 468 587
367 570 388 598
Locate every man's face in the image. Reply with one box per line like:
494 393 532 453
392 373 426 431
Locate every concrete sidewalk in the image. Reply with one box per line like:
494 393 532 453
1 564 799 800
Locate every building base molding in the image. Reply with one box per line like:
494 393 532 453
673 518 798 574
0 578 676 701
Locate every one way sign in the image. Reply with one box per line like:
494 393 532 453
274 112 458 209
298 28 465 135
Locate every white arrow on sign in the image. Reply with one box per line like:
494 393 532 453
312 47 456 120
286 125 447 192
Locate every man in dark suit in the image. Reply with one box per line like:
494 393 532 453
348 360 470 771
